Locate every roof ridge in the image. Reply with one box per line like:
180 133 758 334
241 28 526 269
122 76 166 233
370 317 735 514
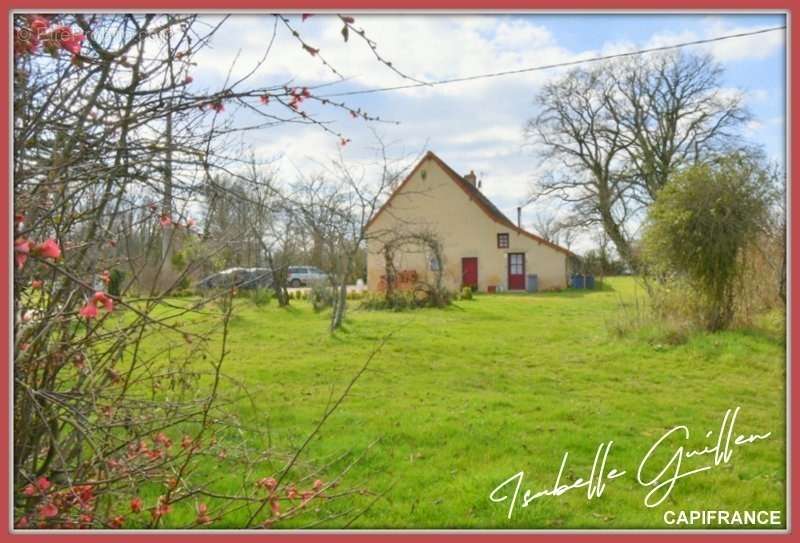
367 151 575 257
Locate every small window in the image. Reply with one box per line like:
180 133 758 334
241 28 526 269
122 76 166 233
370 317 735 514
429 256 441 271
497 233 509 248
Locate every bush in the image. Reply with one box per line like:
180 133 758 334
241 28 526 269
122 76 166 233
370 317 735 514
460 286 473 300
249 288 273 307
359 286 453 311
346 290 364 301
642 153 776 331
309 283 335 311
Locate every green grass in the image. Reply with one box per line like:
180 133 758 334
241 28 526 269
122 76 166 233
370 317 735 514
136 277 786 529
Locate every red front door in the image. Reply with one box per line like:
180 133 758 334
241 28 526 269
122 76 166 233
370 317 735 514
462 257 478 290
508 253 526 290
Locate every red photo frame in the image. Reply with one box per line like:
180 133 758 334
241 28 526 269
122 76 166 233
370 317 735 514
3 4 795 542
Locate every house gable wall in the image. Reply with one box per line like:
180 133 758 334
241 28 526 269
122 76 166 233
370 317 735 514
365 156 568 292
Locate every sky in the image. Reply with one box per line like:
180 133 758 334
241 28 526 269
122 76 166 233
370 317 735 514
190 13 786 251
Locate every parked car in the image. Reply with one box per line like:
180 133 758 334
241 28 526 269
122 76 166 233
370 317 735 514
197 267 274 290
287 266 328 287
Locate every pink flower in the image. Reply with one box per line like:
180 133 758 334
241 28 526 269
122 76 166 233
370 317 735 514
79 303 98 319
313 479 323 491
31 279 43 289
15 516 29 529
15 238 30 269
51 25 84 55
260 95 270 105
15 29 39 56
38 502 58 519
154 432 172 448
28 15 50 35
196 503 211 524
22 484 37 496
36 476 51 492
209 101 224 113
108 515 124 529
184 75 193 84
159 215 172 227
93 291 114 313
130 497 143 513
269 497 280 515
34 238 61 260
257 477 278 492
152 496 172 519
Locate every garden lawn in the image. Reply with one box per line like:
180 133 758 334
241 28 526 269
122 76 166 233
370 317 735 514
141 277 786 529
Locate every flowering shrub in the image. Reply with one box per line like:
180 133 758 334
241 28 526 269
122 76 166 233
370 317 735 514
13 12 402 529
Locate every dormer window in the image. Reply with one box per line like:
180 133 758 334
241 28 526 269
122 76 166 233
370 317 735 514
497 233 509 248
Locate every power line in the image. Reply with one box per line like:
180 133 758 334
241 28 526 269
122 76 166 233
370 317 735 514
318 25 785 98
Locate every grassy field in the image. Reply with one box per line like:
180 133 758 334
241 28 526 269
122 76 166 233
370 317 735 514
137 277 786 529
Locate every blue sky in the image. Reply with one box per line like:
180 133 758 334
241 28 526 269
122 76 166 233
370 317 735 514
192 13 786 249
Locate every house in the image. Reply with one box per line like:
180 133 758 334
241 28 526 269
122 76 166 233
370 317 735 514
365 151 574 293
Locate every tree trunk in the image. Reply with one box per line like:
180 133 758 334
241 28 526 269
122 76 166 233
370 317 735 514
330 280 347 332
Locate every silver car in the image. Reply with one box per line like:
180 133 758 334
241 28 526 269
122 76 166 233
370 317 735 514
287 266 327 287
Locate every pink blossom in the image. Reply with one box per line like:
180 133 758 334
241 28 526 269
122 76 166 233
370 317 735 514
15 238 30 269
130 497 143 513
34 238 61 260
257 477 278 492
50 25 84 55
38 502 58 519
93 291 114 313
36 476 51 492
79 303 98 319
196 503 211 525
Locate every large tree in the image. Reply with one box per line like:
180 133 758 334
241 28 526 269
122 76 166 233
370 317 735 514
527 51 749 268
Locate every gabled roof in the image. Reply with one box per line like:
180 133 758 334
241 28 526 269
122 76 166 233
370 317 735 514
366 151 575 257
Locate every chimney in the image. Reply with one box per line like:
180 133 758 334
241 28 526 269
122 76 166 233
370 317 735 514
464 170 477 186
517 207 522 228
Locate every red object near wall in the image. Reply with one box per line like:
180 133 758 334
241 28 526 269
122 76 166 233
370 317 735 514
461 257 478 290
508 253 526 290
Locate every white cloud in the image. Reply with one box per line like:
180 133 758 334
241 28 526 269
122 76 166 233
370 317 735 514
643 18 785 63
185 14 785 254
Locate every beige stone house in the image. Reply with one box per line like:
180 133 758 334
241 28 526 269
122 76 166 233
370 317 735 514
365 151 574 293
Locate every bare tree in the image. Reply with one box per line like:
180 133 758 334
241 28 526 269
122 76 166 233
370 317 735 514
289 139 414 331
527 51 750 269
